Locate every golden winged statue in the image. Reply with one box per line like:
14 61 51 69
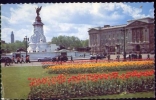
35 6 42 16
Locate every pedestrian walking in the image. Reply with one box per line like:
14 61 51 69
60 55 63 65
20 55 25 63
139 53 142 60
16 56 21 64
71 55 74 62
117 54 120 62
84 53 85 58
95 54 98 63
129 53 132 61
55 56 58 64
56 56 60 64
12 56 16 64
147 54 150 60
26 55 31 63
107 54 110 62
123 52 127 61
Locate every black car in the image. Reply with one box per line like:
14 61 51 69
126 53 137 59
131 53 137 59
38 57 52 62
52 55 68 62
90 55 106 60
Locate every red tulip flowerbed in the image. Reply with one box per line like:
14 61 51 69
28 70 154 99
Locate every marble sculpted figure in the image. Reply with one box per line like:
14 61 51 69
28 6 51 52
30 6 46 44
30 28 46 43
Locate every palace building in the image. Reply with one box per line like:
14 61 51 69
88 17 154 55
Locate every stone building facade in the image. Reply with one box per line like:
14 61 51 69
88 17 154 55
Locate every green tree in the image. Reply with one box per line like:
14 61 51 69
81 39 89 47
51 35 84 49
1 40 26 52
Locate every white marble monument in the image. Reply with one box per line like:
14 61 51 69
27 6 56 52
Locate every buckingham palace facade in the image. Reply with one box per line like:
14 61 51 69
88 17 154 55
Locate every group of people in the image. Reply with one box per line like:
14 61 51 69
4 55 31 67
55 55 63 65
116 53 151 61
12 55 31 64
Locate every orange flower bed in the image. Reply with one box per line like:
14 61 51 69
45 60 154 74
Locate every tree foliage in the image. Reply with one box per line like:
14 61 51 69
50 35 88 49
1 40 27 53
1 36 89 53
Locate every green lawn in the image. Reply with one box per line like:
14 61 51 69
1 66 57 99
1 66 155 99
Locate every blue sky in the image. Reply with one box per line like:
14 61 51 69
1 3 154 43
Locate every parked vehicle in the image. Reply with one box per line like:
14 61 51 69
127 53 137 59
126 55 129 59
38 57 52 62
90 55 106 60
52 55 68 62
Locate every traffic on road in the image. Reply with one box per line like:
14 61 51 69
1 53 155 67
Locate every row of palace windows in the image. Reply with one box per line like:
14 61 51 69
91 32 128 40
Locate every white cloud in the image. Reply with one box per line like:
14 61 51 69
149 9 154 17
1 28 14 43
1 3 154 43
1 28 32 43
15 29 32 39
1 16 10 28
116 3 149 19
9 4 36 24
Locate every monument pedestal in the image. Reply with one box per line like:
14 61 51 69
27 6 58 53
28 12 50 52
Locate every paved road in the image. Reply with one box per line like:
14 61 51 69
1 62 43 67
1 54 154 67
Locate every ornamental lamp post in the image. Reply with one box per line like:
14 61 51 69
108 38 111 54
105 44 108 55
24 36 29 57
6 48 9 54
121 28 126 61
